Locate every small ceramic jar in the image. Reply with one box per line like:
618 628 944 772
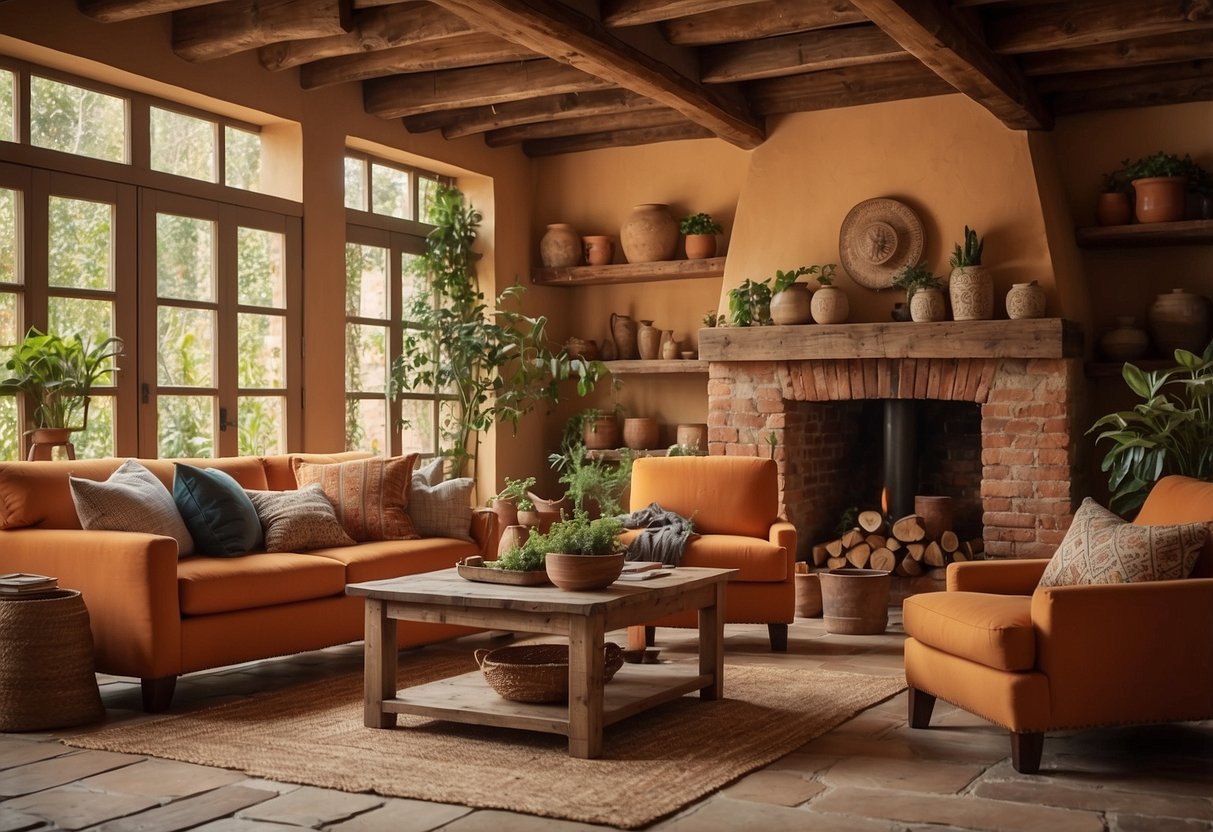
1006 281 1046 319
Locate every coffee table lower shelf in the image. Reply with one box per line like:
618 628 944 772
385 663 710 736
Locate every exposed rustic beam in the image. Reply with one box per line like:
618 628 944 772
259 3 471 71
364 59 611 118
848 0 1051 129
173 0 351 62
522 122 715 157
702 24 904 83
424 0 763 149
1037 58 1212 93
986 0 1213 55
409 89 664 138
486 107 687 145
662 0 866 47
747 59 954 116
1019 31 1213 75
602 0 767 28
78 0 220 23
1048 64 1213 113
300 33 534 88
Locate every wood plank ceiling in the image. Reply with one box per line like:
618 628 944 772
78 0 1213 156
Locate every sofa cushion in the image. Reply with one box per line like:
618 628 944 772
173 463 263 556
628 457 779 538
619 530 785 581
177 551 347 615
413 457 445 487
1134 475 1213 578
408 477 474 542
903 591 1035 672
1039 498 1208 588
260 451 372 491
69 459 195 556
307 536 480 584
246 485 355 552
294 455 419 542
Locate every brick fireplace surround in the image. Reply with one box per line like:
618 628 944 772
698 319 1086 561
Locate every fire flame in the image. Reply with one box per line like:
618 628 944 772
880 486 889 517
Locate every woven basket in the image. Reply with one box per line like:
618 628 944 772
474 642 624 703
0 590 104 731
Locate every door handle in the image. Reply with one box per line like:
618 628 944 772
219 406 237 431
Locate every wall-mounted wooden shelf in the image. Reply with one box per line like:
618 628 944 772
1075 219 1213 248
603 359 708 375
531 256 725 287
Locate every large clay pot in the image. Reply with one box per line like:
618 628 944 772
660 331 678 360
909 287 946 322
610 312 639 360
819 568 891 635
675 422 707 452
1132 177 1186 224
769 283 814 325
636 320 662 360
914 495 954 542
497 524 530 559
684 234 716 260
620 204 678 263
583 235 613 266
582 415 620 450
1096 192 1132 226
948 266 993 321
1006 281 1047 320
1149 289 1210 357
545 552 626 591
539 223 582 268
1100 317 1150 361
623 417 659 450
810 285 849 324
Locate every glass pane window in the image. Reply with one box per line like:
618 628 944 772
370 163 410 220
0 69 13 144
156 213 215 302
30 75 126 163
237 227 284 308
345 397 385 456
399 398 436 455
238 395 283 455
224 126 262 192
238 313 284 388
158 306 214 386
73 395 115 458
48 196 113 291
400 251 428 321
0 395 17 461
150 107 216 183
418 176 441 221
49 296 113 351
344 156 366 211
345 242 388 319
345 323 387 393
0 290 18 348
158 394 214 457
0 188 18 284
0 289 17 462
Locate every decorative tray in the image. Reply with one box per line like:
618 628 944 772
456 561 551 586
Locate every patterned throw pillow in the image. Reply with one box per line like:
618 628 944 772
1038 498 1209 587
408 477 474 541
293 455 419 542
69 459 195 557
245 484 355 553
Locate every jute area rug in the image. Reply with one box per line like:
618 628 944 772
66 653 905 829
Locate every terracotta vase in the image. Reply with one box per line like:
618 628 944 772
609 312 638 360
1096 192 1133 226
623 417 659 450
539 223 582 268
684 234 716 260
769 283 814 325
582 415 620 450
582 235 613 266
491 498 519 529
1149 289 1210 356
810 285 849 324
1005 281 1047 320
909 287 946 322
675 422 707 452
620 204 678 263
636 320 662 360
660 331 679 360
545 552 626 591
1100 317 1150 361
948 266 993 321
1132 177 1186 224
496 524 530 559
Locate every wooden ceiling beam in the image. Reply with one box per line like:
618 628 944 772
1036 58 1212 93
1048 63 1213 113
662 0 867 47
423 0 764 149
421 89 665 138
259 4 471 71
300 33 534 88
702 24 905 83
173 0 351 62
1019 30 1213 75
485 107 687 145
848 0 1051 129
601 0 767 28
522 122 715 157
986 0 1213 55
364 59 612 118
78 0 221 23
747 59 955 116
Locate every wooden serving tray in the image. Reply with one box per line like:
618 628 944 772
456 562 551 586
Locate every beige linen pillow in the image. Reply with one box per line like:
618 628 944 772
408 477 474 541
69 459 195 557
1038 498 1208 587
293 455 419 542
245 484 355 552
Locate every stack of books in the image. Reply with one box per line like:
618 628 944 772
617 562 673 581
0 573 59 597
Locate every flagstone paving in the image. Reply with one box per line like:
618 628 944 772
2 612 1211 831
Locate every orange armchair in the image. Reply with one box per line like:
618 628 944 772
903 475 1213 772
624 456 796 651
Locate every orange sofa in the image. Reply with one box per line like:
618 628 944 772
0 454 495 711
903 475 1213 772
624 456 796 651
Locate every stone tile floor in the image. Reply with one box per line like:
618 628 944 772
2 610 1211 831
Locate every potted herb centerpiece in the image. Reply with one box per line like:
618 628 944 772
948 226 991 321
489 476 536 528
892 263 946 322
539 513 627 591
679 212 723 260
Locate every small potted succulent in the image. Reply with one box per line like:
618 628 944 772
679 212 723 260
1122 151 1188 224
892 263 946 322
809 263 848 324
948 226 991 321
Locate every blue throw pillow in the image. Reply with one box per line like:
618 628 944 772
173 463 263 556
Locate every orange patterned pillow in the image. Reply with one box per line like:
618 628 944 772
293 455 419 542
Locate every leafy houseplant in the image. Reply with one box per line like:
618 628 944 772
1089 342 1213 516
557 446 633 517
0 327 123 433
680 213 722 260
1096 166 1133 226
702 310 723 328
494 512 625 575
949 226 984 269
892 263 946 323
390 185 605 477
1122 152 1189 223
728 278 773 327
679 213 722 236
492 477 536 512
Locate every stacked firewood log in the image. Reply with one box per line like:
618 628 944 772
811 510 984 576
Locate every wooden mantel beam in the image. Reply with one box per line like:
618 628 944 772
848 0 1052 130
173 0 351 63
424 0 765 149
78 0 219 23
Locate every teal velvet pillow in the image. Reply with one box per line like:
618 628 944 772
173 463 263 556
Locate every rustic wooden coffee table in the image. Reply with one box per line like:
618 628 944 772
346 566 735 758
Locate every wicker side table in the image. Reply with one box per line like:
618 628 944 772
0 589 104 731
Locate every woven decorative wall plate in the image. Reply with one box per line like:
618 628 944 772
838 198 925 290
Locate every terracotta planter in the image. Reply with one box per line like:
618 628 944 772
1096 192 1132 226
527 492 571 516
769 283 814 325
1100 317 1150 361
909 287 946 322
582 415 620 451
1005 281 1047 320
623 417 659 450
636 320 662 360
819 568 891 635
517 509 542 529
496 524 530 559
1149 288 1210 357
620 204 678 263
582 235 613 266
545 552 626 591
1132 177 1186 224
810 285 849 324
948 266 993 321
675 422 707 452
684 234 716 260
491 498 519 529
539 223 582 268
610 312 638 360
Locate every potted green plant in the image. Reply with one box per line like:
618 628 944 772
947 226 991 321
0 327 123 446
891 263 946 322
489 476 536 528
702 309 723 328
1123 151 1188 223
768 266 816 325
1096 166 1132 226
679 212 723 260
1089 341 1213 515
540 513 627 591
727 278 773 327
808 264 848 324
558 447 633 517
579 406 621 451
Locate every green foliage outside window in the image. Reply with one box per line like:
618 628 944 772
29 76 125 163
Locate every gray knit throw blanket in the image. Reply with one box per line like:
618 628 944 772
617 502 696 566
